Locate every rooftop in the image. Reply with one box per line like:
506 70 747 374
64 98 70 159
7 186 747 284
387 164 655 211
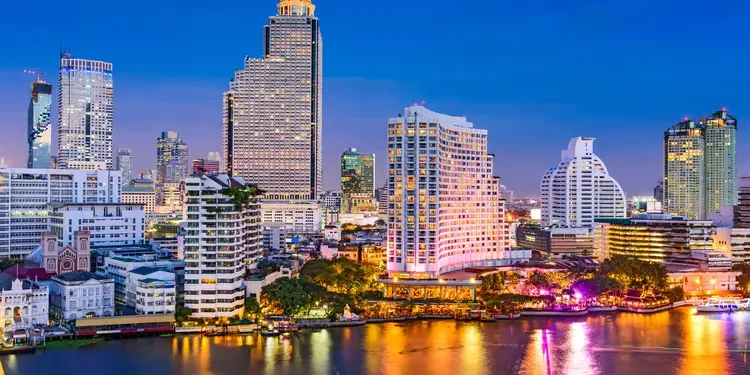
54 270 111 283
130 266 164 276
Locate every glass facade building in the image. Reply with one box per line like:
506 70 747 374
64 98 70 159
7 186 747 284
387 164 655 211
703 109 737 214
27 81 53 168
340 148 375 213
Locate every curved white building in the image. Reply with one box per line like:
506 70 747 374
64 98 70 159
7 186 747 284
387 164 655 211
386 106 510 279
541 137 626 228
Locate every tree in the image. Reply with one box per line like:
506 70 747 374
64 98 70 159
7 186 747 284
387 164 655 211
0 258 23 272
662 286 685 303
732 263 750 293
244 298 262 317
527 272 552 289
374 219 386 227
597 255 668 291
175 307 193 323
261 277 325 317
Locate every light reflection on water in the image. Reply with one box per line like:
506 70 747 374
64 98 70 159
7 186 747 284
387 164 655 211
2 308 750 375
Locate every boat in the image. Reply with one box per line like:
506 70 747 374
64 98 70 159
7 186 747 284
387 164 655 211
260 328 280 337
495 312 520 320
480 312 496 322
695 298 742 313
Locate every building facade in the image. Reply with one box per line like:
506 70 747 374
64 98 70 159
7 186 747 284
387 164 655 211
663 119 706 220
116 148 133 186
593 213 713 263
541 137 627 228
49 203 145 247
515 226 594 258
183 175 262 318
321 190 342 212
261 222 288 252
223 0 322 200
27 80 53 169
135 277 176 315
261 200 322 234
386 106 510 278
57 52 113 170
156 131 188 206
703 109 737 214
0 168 121 258
340 148 375 213
192 158 220 175
48 271 115 322
0 275 49 328
122 179 156 214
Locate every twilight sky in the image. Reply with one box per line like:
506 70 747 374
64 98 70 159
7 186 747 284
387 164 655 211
1 0 749 196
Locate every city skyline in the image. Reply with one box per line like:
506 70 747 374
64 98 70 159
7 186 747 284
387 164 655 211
2 0 750 196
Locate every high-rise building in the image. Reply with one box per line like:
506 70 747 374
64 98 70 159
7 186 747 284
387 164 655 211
0 167 122 258
653 180 664 203
122 179 156 214
386 106 510 278
340 148 375 213
223 0 322 200
703 109 737 214
156 131 188 205
192 158 220 174
116 148 133 186
541 137 627 228
664 119 705 220
27 80 52 168
183 175 262 319
156 131 188 184
57 52 113 170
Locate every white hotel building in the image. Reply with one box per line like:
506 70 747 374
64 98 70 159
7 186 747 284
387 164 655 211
541 137 627 228
49 203 145 247
0 167 121 258
386 106 510 279
183 175 262 319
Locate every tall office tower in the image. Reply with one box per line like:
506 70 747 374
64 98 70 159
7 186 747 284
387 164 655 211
0 167 121 258
27 79 53 168
386 106 509 279
703 109 737 215
58 52 113 170
653 180 664 203
208 151 223 173
664 119 706 220
116 148 133 185
223 0 322 200
156 131 188 205
156 131 189 183
541 137 627 228
183 175 262 319
340 148 375 213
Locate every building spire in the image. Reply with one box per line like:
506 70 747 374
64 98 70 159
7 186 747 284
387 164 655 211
277 0 315 16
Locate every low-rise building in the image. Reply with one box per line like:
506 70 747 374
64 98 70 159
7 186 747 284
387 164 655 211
667 268 740 295
324 225 341 242
49 270 115 323
134 271 176 315
49 203 145 247
101 256 184 308
593 213 713 262
0 274 49 328
262 222 287 252
245 271 282 301
516 225 594 258
261 200 322 235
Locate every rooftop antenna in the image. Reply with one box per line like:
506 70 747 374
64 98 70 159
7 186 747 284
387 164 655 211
23 69 45 83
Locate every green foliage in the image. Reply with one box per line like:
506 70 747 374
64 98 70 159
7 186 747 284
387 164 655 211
598 255 668 290
0 258 23 271
571 275 622 297
662 286 685 303
732 263 750 292
255 259 281 274
244 298 262 316
527 272 552 288
219 185 264 210
300 258 380 295
374 219 386 226
260 277 326 317
175 307 193 323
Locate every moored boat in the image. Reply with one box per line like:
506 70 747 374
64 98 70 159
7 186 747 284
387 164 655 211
696 298 741 313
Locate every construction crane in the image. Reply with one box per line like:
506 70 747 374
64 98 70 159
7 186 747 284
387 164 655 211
23 69 45 83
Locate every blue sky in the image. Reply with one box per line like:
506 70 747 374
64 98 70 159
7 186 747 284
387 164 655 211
1 0 748 196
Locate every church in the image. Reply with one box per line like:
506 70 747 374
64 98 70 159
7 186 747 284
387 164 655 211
26 231 91 275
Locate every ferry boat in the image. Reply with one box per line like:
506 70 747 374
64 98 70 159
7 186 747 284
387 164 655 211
696 298 742 313
261 323 280 337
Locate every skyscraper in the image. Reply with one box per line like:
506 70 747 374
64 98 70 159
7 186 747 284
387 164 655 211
57 52 114 170
156 131 188 184
664 118 705 220
387 106 509 278
703 109 737 214
223 0 322 200
192 158 220 174
541 137 627 227
116 148 133 185
340 148 375 213
27 79 52 168
156 131 188 206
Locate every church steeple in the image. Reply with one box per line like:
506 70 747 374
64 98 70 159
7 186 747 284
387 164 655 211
277 0 315 16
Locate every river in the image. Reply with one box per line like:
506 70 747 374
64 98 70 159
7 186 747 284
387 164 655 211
1 307 748 375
